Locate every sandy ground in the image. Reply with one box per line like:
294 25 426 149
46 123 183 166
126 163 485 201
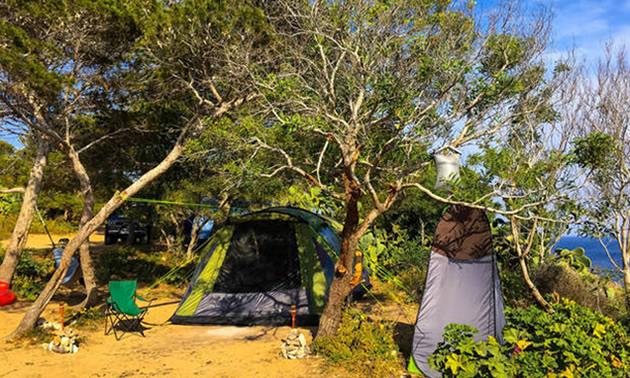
0 295 333 378
1 232 105 250
0 234 415 377
0 233 336 377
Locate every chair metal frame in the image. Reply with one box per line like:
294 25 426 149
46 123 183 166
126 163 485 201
104 281 154 341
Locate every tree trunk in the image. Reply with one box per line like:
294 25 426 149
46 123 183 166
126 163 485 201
510 217 553 313
0 138 50 284
126 221 136 246
316 156 362 338
621 242 630 310
623 268 630 310
8 135 186 338
518 255 553 313
169 212 184 252
186 215 200 259
67 147 98 308
317 272 355 337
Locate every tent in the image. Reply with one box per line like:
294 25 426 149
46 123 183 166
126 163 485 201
171 207 366 326
409 205 506 377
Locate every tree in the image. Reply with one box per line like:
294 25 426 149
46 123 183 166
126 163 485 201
462 57 584 312
0 136 50 283
247 0 562 336
0 0 150 305
572 45 630 308
9 0 273 337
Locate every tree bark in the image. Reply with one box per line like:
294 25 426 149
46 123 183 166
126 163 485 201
317 271 355 337
8 134 186 338
316 153 363 338
0 188 25 194
66 147 98 308
0 138 50 284
621 242 630 310
623 269 630 310
186 215 200 259
518 255 553 313
126 221 136 246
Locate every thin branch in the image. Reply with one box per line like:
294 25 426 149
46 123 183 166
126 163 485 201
401 182 568 222
0 187 25 194
251 137 345 200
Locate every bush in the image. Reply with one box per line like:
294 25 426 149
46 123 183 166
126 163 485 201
498 262 532 309
313 308 404 377
96 246 195 285
429 299 630 377
428 324 516 377
0 250 54 300
0 215 76 239
373 234 431 304
532 261 622 318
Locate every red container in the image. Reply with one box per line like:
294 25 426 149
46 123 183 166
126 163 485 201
0 281 16 306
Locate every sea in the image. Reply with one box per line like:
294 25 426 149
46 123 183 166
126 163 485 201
553 236 624 275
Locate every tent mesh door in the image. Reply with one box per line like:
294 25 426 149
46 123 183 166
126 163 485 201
213 221 302 293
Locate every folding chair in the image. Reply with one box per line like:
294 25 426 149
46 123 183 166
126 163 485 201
104 280 154 340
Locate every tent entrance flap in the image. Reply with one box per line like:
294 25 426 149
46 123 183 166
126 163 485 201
213 221 301 293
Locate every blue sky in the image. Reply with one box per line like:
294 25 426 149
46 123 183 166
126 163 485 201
521 0 630 64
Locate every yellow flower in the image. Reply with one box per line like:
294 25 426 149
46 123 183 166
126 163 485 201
516 339 531 351
611 355 624 368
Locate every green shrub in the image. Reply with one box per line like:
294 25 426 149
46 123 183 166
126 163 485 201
531 261 621 318
0 215 76 239
392 265 426 304
428 299 630 377
96 246 194 285
0 250 54 300
507 299 630 377
377 235 431 304
313 308 404 377
428 324 517 377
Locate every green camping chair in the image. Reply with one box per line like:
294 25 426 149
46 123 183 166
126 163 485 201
105 280 154 340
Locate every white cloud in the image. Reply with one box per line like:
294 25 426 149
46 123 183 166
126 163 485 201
553 0 609 40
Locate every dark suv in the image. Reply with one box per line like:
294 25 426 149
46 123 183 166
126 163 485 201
105 215 149 245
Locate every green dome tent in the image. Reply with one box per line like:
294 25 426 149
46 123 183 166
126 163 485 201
171 207 367 325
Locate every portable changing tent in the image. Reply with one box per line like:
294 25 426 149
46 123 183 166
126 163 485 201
409 205 506 377
171 207 352 325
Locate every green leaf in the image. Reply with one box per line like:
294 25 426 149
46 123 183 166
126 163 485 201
445 354 463 375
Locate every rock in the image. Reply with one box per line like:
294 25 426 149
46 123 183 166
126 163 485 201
45 328 79 354
280 329 310 359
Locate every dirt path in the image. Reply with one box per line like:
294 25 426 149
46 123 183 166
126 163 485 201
1 233 105 250
0 295 333 378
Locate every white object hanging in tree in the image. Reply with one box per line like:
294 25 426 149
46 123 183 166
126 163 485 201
434 147 461 190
